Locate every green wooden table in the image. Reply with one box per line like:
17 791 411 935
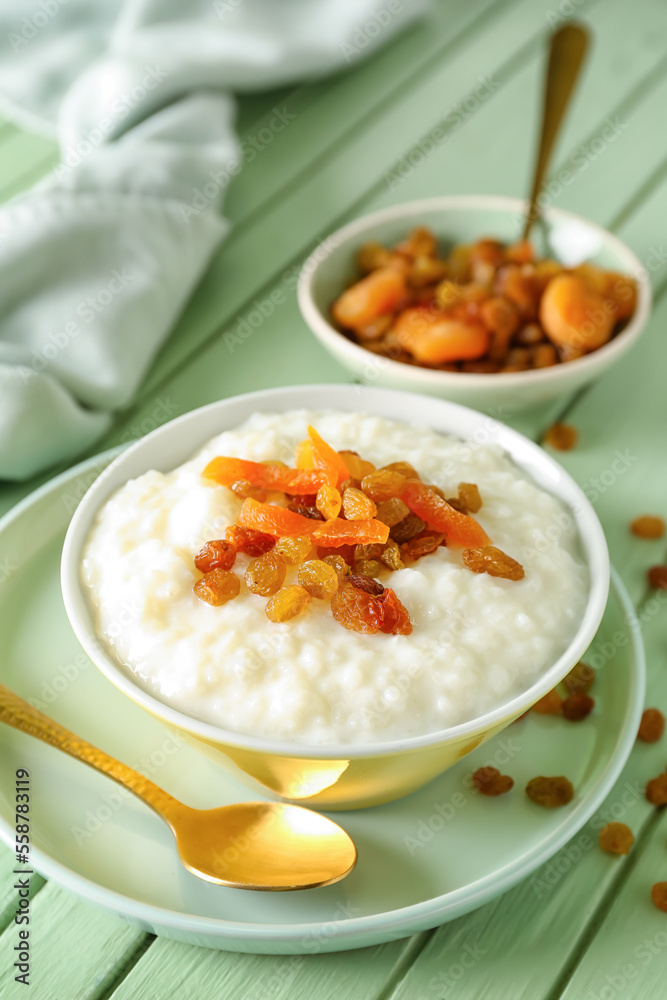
2 0 667 995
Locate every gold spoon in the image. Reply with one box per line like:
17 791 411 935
0 683 357 891
522 22 590 240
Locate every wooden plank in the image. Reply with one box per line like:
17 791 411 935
107 931 426 1000
0 879 150 999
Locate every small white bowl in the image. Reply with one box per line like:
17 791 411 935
298 196 651 412
61 384 610 808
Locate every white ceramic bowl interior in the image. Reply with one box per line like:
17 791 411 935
298 196 651 412
61 384 610 760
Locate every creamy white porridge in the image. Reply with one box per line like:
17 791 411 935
81 410 588 745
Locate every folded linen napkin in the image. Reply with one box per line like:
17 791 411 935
0 0 425 480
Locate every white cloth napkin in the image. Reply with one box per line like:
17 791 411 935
0 0 425 480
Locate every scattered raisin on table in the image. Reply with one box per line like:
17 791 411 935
462 546 525 581
651 883 667 912
330 585 384 633
526 776 574 807
563 660 595 695
598 822 634 855
562 693 595 722
543 423 578 451
532 689 563 715
225 525 275 556
473 766 514 796
298 560 339 600
194 540 236 573
245 552 286 597
645 773 667 807
638 708 665 743
647 565 667 589
194 569 240 606
275 535 312 565
630 515 665 539
265 585 311 622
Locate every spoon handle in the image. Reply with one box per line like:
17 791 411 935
0 683 180 820
522 22 589 240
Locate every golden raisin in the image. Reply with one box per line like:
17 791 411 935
648 565 667 589
245 552 286 596
598 822 634 855
382 460 420 479
646 774 667 806
361 469 407 502
376 497 411 527
543 423 578 451
298 560 339 600
651 883 667 912
562 693 595 721
630 515 665 539
229 479 269 502
330 585 383 633
316 484 342 521
563 661 595 695
638 708 665 743
322 554 350 580
457 482 482 514
526 776 574 807
225 525 275 556
275 535 313 565
354 543 384 562
338 450 376 480
265 585 311 622
402 532 446 561
381 539 405 571
473 766 514 796
287 500 324 521
390 512 428 542
194 569 240 606
354 558 384 578
379 588 412 635
194 540 236 573
342 487 377 520
532 689 563 715
356 242 392 273
462 546 525 581
349 573 384 596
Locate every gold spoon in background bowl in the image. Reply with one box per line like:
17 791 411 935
522 22 590 240
0 683 357 891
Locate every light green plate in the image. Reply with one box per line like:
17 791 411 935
0 452 645 954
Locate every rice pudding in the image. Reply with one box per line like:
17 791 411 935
81 410 589 745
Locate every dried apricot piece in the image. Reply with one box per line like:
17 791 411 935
390 511 427 542
265 585 312 622
308 426 354 487
298 560 339 600
294 439 314 469
338 450 376 480
598 822 634 855
317 543 356 566
316 484 342 521
540 274 614 350
376 497 411 528
275 536 313 565
238 498 318 538
194 540 236 573
648 565 667 589
342 487 378 520
203 456 326 495
245 552 286 597
331 266 407 332
526 776 574 807
532 689 562 715
630 515 665 539
225 525 275 556
312 517 389 546
646 774 667 806
462 546 524 581
651 883 667 912
457 482 482 514
379 588 412 635
563 661 595 695
637 708 665 743
401 480 489 547
473 766 514 796
562 693 595 721
543 423 578 451
361 469 407 502
330 585 384 633
194 569 240 606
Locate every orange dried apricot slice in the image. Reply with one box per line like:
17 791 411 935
203 456 327 495
307 426 350 487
